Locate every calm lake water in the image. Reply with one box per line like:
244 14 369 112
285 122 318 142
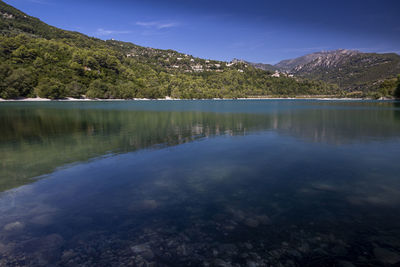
1 100 400 266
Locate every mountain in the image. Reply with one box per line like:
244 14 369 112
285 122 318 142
231 59 277 72
0 1 239 74
0 1 340 99
247 62 277 72
274 49 400 92
275 49 360 71
1 1 397 99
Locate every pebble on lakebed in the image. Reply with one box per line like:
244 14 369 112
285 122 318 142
131 244 155 260
373 247 400 264
3 221 24 231
244 215 271 228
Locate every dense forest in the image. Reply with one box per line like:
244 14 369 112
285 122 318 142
0 1 399 99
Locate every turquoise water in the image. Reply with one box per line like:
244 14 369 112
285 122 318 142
0 100 400 266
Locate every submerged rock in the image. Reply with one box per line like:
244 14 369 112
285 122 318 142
131 244 150 254
18 234 65 265
33 234 64 250
298 243 310 253
3 221 24 231
246 260 258 267
30 214 54 226
244 218 259 228
338 260 356 267
287 249 301 258
244 243 253 250
256 215 271 225
229 209 246 222
131 244 154 260
61 249 76 261
373 247 400 264
142 199 159 209
176 244 187 256
213 258 232 267
0 242 7 254
142 250 155 260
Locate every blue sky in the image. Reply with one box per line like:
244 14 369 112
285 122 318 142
4 0 400 64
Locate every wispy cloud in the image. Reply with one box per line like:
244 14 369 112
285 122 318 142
26 0 51 5
276 46 330 53
95 28 132 36
136 21 179 29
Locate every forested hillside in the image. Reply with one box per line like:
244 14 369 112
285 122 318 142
0 1 338 99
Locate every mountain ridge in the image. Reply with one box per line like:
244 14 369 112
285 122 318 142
0 1 398 99
275 49 361 71
243 49 400 93
274 49 400 91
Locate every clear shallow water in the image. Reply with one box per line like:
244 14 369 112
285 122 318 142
0 100 400 266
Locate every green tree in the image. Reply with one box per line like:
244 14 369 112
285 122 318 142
66 81 86 98
33 57 45 68
395 75 400 98
85 56 99 70
2 68 36 98
115 81 136 99
86 79 110 99
11 45 37 63
35 78 66 99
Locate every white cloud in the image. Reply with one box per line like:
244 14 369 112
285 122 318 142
28 0 46 3
276 46 330 53
136 21 178 29
95 28 132 36
23 0 52 5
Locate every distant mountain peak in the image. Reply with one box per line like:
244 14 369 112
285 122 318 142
316 49 360 55
274 49 400 91
275 49 361 71
231 58 277 72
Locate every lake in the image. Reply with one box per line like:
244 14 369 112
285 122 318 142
1 100 400 266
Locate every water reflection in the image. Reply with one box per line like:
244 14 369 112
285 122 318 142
0 100 400 266
1 101 400 192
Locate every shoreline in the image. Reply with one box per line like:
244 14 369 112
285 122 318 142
0 97 396 102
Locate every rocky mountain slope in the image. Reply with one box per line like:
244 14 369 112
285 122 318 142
275 50 360 71
274 49 400 92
